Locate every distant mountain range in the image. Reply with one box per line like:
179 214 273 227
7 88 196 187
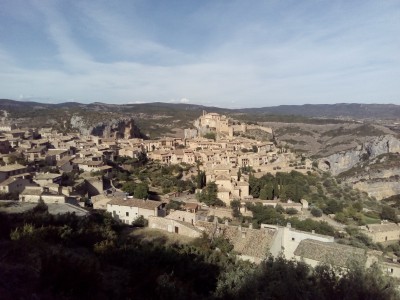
1 99 399 120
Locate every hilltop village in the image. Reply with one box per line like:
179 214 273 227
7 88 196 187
1 111 400 281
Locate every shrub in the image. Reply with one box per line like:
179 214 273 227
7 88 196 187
285 208 298 215
132 216 148 227
311 207 322 217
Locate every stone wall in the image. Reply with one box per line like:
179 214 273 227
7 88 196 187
149 216 202 238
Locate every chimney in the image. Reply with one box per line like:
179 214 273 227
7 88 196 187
312 230 315 234
286 222 291 228
225 220 229 226
249 223 253 229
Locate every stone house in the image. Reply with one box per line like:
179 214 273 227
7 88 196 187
56 156 75 173
0 123 16 132
45 149 70 165
73 159 110 173
19 186 67 204
0 177 32 194
107 197 166 225
148 216 203 238
25 146 47 162
263 223 335 259
182 202 200 212
0 164 28 182
361 222 400 243
167 209 198 225
197 220 277 263
294 239 366 268
0 138 11 154
33 173 62 186
118 147 141 159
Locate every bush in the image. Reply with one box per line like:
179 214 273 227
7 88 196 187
285 208 298 215
311 207 322 217
132 216 148 227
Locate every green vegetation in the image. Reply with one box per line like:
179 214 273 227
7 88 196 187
203 132 216 141
242 203 335 236
197 182 225 207
248 170 390 227
133 182 149 199
249 170 311 201
0 202 397 299
323 124 386 138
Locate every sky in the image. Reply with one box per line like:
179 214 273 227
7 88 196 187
0 0 399 108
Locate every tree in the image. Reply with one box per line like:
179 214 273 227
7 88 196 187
230 200 241 218
196 170 206 189
134 183 149 199
203 132 216 141
381 206 398 223
132 215 148 227
285 208 298 215
122 182 136 195
323 199 342 215
259 188 268 200
311 207 322 217
249 174 261 198
198 182 224 206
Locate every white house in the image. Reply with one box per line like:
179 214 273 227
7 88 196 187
107 197 166 225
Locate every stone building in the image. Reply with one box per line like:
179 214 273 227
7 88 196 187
148 216 202 238
107 197 166 225
361 222 400 243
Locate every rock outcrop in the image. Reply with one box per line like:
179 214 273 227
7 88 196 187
353 180 400 201
70 115 143 139
318 135 400 176
319 136 400 200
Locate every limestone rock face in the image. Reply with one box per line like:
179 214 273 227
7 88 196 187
319 135 400 200
319 135 400 176
70 115 142 139
353 180 400 200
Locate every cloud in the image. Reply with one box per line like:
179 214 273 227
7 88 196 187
0 0 399 107
169 98 190 104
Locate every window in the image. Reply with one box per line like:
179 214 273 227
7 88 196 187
292 237 295 241
126 212 129 217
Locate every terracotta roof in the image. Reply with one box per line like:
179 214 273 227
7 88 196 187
21 187 43 196
366 223 400 233
26 146 46 153
197 221 276 259
215 174 230 181
0 177 19 186
35 173 62 180
183 202 199 210
294 239 365 267
47 149 69 156
56 156 74 166
0 164 27 172
107 198 163 210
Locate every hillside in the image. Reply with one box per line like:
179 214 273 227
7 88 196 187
241 103 400 120
1 99 399 139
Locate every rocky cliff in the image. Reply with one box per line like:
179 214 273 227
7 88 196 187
320 139 400 200
70 115 143 139
318 135 400 176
